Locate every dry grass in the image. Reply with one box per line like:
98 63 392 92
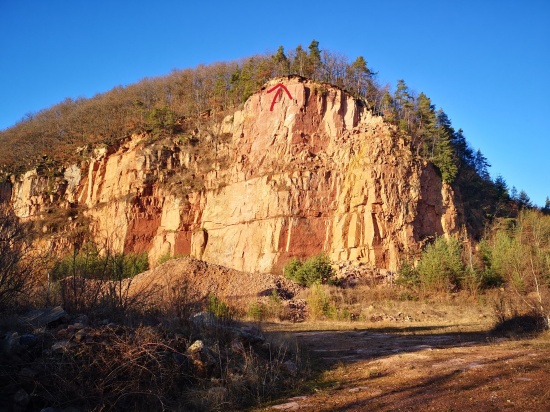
0 291 307 411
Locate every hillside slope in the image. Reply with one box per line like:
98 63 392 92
1 77 461 273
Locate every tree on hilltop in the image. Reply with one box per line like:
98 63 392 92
290 44 308 77
307 40 322 79
543 197 550 215
273 45 290 76
349 56 374 97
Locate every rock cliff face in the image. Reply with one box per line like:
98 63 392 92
2 77 460 273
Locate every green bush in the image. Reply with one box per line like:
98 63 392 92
247 290 283 321
156 252 188 266
416 236 465 292
247 302 265 321
284 253 335 286
477 239 505 288
52 242 149 281
482 211 550 309
207 293 230 319
50 243 150 315
307 283 336 320
396 261 420 287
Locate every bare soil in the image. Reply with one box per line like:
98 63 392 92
259 320 550 411
130 258 550 411
129 256 301 307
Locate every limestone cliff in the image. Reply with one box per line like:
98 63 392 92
2 77 461 273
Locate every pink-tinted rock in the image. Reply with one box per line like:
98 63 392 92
5 78 461 273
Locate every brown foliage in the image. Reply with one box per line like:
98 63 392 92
0 44 382 178
0 204 44 311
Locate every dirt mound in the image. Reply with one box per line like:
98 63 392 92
129 256 301 307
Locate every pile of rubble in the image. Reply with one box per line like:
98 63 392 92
334 261 398 288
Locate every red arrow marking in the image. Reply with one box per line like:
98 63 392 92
269 88 282 111
267 83 293 111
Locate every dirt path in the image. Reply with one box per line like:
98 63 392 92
260 324 550 411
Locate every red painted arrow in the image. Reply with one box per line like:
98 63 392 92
267 83 293 111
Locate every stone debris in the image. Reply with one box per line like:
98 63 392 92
335 261 398 287
2 305 302 411
283 360 298 376
19 306 68 328
51 340 78 353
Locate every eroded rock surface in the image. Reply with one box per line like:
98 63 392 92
2 77 461 272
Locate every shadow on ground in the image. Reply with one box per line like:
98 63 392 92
261 319 550 411
287 326 490 366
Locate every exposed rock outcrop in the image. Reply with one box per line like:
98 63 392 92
1 77 461 272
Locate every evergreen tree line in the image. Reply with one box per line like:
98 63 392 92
0 41 544 231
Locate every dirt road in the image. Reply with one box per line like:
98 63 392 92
262 324 550 411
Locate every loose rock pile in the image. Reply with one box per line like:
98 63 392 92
334 261 398 288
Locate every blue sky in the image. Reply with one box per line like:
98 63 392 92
1 0 549 205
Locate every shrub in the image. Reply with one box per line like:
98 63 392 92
396 261 419 287
247 290 284 321
248 302 265 321
157 252 174 266
207 293 231 319
52 243 149 281
477 239 505 288
416 236 465 292
284 253 335 286
0 204 42 311
51 242 149 315
307 283 336 320
483 210 550 326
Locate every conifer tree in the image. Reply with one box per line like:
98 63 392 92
307 40 322 79
543 197 550 215
451 128 474 169
273 46 289 76
415 92 437 156
494 175 509 200
380 91 395 119
394 80 414 132
474 149 491 181
291 45 307 77
433 108 458 183
349 56 373 96
517 190 532 209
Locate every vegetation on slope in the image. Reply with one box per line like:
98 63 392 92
1 41 540 236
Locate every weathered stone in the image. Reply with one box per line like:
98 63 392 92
74 329 87 342
189 311 217 327
72 314 89 325
185 339 216 377
20 306 68 328
5 78 461 274
185 339 205 355
283 360 298 376
51 340 77 353
230 326 265 344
